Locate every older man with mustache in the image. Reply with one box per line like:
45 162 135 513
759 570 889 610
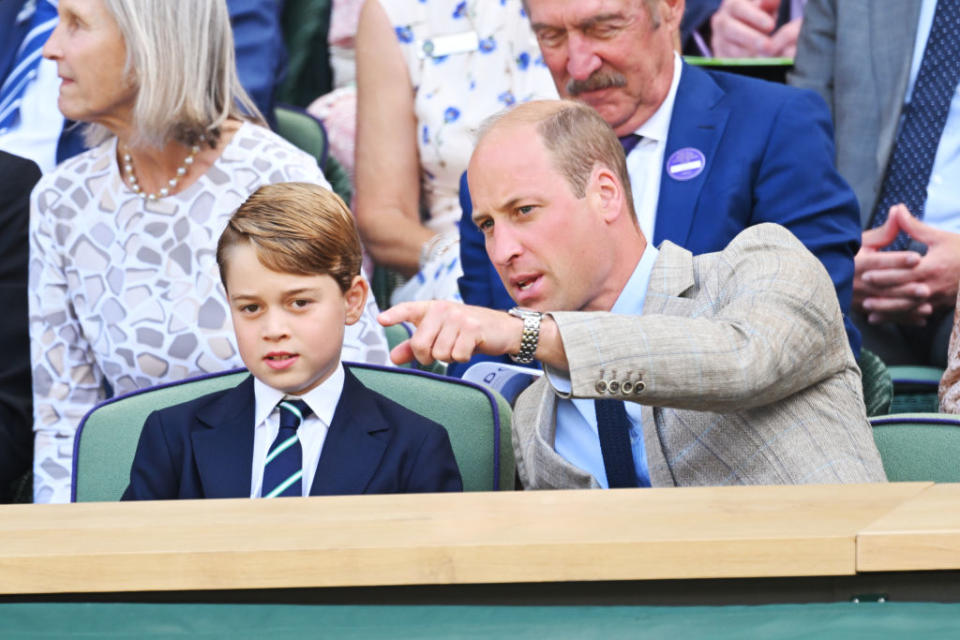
456 0 863 376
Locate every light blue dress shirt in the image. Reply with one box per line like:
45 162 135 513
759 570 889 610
905 0 960 233
547 244 660 488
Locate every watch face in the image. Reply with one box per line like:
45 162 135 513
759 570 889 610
510 307 542 319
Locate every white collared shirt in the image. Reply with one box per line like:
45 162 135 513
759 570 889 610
249 363 345 498
546 244 660 488
625 52 683 242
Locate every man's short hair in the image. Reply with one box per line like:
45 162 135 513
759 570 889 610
216 182 362 293
478 100 636 221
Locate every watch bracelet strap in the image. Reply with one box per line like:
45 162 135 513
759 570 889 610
509 308 541 364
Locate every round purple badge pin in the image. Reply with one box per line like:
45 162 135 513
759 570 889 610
666 147 706 181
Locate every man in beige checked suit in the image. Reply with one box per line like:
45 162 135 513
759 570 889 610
380 99 886 489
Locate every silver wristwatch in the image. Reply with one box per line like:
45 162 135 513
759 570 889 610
507 307 543 364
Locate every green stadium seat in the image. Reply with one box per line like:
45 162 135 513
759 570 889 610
859 348 893 417
72 363 514 501
871 412 960 482
888 365 943 414
274 104 353 204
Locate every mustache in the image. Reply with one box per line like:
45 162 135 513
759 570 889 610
566 70 627 96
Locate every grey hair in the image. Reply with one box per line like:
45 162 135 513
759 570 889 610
522 0 661 28
85 0 265 150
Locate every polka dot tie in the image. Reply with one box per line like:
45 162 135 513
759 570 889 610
870 0 960 251
262 399 312 498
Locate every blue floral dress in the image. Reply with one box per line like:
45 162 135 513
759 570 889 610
380 0 556 303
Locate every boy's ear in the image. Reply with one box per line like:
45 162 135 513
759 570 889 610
343 275 369 325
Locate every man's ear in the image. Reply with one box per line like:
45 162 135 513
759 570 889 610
343 275 369 325
587 164 625 223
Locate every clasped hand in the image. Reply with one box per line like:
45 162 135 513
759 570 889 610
855 204 960 325
710 0 801 58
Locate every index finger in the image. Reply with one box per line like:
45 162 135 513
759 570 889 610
770 18 800 56
856 250 921 272
377 300 432 327
714 14 775 55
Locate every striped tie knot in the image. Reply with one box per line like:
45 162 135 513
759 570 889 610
278 398 312 430
262 399 312 498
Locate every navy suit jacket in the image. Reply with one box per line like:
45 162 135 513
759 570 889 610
0 151 41 489
122 368 463 500
456 63 862 376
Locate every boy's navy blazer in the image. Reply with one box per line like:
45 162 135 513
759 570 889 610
122 369 463 500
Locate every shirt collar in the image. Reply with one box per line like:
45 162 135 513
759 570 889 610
633 52 683 144
253 362 345 428
611 243 660 316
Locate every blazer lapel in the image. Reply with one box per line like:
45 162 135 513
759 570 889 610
309 369 389 496
640 242 697 487
643 240 697 313
870 0 924 170
653 63 730 248
191 376 257 499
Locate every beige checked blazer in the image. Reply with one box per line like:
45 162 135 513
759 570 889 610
512 224 887 489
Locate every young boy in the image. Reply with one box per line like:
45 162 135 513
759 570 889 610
122 183 462 499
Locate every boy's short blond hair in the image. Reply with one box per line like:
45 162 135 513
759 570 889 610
217 182 362 292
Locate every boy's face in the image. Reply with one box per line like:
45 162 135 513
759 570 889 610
224 242 368 395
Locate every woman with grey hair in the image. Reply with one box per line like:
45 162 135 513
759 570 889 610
29 0 389 503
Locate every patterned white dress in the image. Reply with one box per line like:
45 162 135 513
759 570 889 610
29 121 390 503
379 0 557 303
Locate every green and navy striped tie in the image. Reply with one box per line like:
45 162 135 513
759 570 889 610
262 399 311 498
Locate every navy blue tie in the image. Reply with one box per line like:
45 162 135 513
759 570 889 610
0 0 59 132
594 398 637 488
619 134 642 156
262 399 311 498
870 0 960 251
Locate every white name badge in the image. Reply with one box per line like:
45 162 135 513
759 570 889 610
419 30 480 59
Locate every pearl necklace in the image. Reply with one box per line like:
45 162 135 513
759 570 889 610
122 139 202 200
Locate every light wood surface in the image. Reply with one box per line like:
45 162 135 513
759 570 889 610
0 483 929 595
858 483 960 572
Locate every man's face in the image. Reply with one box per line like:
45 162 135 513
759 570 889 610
526 0 680 135
469 123 619 313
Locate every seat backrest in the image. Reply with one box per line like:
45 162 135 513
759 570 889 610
871 412 960 482
859 348 893 417
73 364 513 501
274 105 329 168
888 365 944 414
273 105 354 204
